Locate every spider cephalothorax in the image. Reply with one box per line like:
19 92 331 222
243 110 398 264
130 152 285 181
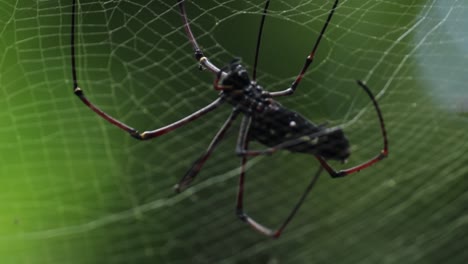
219 60 273 113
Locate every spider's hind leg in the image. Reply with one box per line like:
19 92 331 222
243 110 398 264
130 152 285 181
234 115 323 238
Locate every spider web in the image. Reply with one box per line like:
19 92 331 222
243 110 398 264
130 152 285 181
0 0 467 263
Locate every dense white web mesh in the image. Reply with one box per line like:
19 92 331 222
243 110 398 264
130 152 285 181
0 0 467 263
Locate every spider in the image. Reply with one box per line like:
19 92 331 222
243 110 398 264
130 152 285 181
70 0 388 238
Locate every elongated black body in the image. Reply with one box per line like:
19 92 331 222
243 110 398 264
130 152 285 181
220 60 350 161
251 104 350 160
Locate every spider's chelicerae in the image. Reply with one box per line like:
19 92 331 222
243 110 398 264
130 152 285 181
70 0 388 238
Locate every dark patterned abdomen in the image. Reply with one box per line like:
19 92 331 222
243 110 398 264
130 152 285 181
249 105 350 161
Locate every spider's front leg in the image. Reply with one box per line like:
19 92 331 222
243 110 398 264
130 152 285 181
177 0 224 76
71 0 224 141
269 0 339 98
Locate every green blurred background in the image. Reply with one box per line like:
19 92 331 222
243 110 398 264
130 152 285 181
0 0 467 263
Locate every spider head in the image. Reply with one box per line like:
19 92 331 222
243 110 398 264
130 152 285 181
220 59 251 89
220 59 269 112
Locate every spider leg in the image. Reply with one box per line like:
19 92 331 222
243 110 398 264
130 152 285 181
235 115 323 238
73 87 223 140
177 0 222 76
252 0 271 81
175 110 240 192
269 0 339 98
272 166 322 238
316 80 388 178
71 0 224 140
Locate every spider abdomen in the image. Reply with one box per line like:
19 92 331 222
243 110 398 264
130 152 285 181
249 105 350 161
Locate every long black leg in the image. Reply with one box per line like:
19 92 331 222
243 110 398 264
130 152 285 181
177 0 222 75
252 0 271 81
272 166 322 237
235 115 323 238
269 0 339 98
175 110 240 192
71 0 223 140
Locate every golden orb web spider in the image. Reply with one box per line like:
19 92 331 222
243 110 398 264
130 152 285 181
70 0 388 238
